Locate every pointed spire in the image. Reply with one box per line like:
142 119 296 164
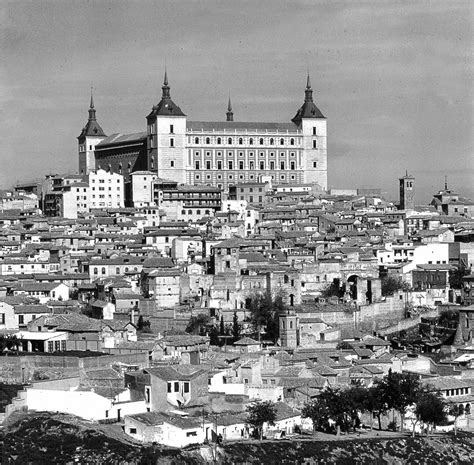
226 95 234 122
162 69 170 99
88 86 96 121
444 175 448 191
304 73 313 103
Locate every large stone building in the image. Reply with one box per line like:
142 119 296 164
78 72 328 193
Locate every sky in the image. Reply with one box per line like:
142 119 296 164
1 0 473 203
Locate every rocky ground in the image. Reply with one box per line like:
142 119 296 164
1 412 473 464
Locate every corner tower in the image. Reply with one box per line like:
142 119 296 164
77 88 107 175
146 71 187 183
292 75 327 191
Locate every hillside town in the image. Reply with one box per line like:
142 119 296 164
1 166 473 445
0 72 473 451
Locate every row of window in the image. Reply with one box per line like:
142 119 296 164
91 179 120 183
193 150 299 158
93 266 139 274
194 172 301 182
167 381 190 393
194 160 302 170
191 136 300 146
445 387 470 396
48 340 67 352
181 209 212 216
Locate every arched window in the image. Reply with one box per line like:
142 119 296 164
217 137 221 144
188 210 192 214
101 267 106 275
116 267 120 275
228 137 232 144
118 163 122 174
270 138 274 145
280 138 284 145
125 267 129 272
195 137 199 144
206 137 210 144
249 161 254 170
93 267 98 275
290 138 295 145
284 275 289 284
249 138 253 145
259 138 264 145
238 138 243 145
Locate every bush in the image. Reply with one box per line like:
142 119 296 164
387 420 398 431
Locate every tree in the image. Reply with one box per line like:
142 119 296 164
449 265 468 289
413 390 447 436
448 403 464 436
321 279 345 299
245 290 287 342
246 401 277 440
301 397 331 434
377 370 421 431
232 312 241 342
365 383 391 430
219 315 225 335
186 313 211 335
381 276 410 296
137 315 144 330
318 387 353 435
0 334 20 355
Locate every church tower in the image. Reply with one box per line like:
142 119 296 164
146 71 187 183
279 309 298 349
77 88 107 175
292 74 327 191
399 172 415 210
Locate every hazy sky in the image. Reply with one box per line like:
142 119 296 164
2 0 473 202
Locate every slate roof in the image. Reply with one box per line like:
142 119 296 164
77 119 106 140
96 132 147 148
187 121 298 132
147 87 186 118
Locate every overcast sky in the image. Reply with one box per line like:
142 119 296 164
2 0 473 203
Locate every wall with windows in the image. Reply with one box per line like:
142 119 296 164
88 169 124 209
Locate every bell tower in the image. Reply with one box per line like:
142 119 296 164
77 88 107 175
279 310 298 348
399 171 415 210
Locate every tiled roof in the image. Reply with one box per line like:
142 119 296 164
146 365 208 381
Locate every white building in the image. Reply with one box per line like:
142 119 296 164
88 168 124 209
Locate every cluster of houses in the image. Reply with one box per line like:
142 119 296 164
0 177 473 445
